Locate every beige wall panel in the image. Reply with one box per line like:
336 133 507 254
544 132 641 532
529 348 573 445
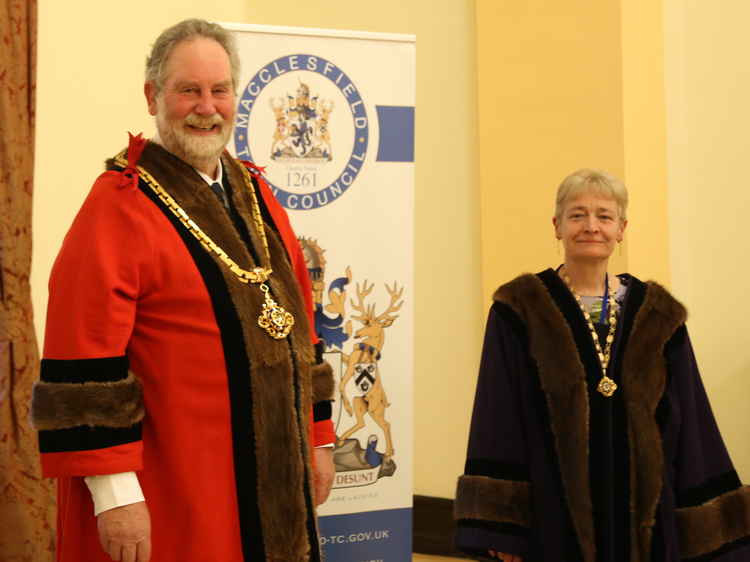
664 0 750 479
476 1 627 301
33 0 252 340
33 1 481 499
620 0 670 285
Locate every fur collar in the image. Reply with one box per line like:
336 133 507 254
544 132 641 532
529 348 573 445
110 142 317 560
494 269 686 562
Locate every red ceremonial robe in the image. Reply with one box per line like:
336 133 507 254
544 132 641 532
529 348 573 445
33 137 335 562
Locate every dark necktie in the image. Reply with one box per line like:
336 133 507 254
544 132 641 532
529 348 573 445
210 182 229 208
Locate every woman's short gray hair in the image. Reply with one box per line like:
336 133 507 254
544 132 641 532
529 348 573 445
145 19 240 93
555 168 628 222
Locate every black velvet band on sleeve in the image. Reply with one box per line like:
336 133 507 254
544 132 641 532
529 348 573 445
33 356 144 453
313 400 333 422
39 425 142 453
40 355 129 383
677 470 743 508
314 341 325 364
465 458 530 482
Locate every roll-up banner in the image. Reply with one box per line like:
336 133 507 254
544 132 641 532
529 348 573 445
225 23 416 562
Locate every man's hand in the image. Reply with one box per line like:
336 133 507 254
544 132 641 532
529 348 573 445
97 501 151 562
312 447 335 506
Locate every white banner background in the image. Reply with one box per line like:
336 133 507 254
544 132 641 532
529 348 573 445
225 23 415 561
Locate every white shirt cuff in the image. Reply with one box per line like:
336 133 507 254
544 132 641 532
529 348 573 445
84 471 145 516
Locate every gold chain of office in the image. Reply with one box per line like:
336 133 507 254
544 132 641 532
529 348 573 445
115 152 295 339
561 269 619 397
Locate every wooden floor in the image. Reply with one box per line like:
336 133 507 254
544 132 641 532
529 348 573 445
413 554 471 561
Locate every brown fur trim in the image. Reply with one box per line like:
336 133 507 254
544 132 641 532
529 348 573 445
494 274 688 562
130 143 317 560
253 359 312 560
31 372 144 430
621 281 686 561
311 361 335 403
222 154 315 366
454 475 531 528
495 274 596 562
676 485 750 559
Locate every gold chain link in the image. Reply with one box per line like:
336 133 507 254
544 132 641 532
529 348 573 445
115 151 272 285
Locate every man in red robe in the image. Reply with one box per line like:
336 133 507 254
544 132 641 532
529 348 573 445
32 19 336 562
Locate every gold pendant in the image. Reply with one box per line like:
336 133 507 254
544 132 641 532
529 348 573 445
257 285 294 339
597 376 617 397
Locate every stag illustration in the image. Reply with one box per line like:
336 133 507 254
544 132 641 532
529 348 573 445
337 281 403 459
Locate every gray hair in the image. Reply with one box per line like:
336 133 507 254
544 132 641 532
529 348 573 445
145 19 240 92
555 168 628 222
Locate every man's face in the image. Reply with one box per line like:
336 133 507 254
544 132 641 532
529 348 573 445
145 37 236 168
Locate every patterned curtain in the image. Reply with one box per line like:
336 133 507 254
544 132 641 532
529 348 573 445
0 1 56 560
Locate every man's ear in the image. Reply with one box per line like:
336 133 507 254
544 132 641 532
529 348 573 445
145 82 158 116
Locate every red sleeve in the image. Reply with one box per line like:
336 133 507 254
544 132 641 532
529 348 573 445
44 171 156 359
35 171 153 477
312 418 337 447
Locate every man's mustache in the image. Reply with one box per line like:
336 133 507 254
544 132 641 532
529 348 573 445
184 114 224 128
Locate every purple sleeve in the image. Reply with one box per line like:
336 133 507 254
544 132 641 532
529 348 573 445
455 303 531 558
667 326 750 560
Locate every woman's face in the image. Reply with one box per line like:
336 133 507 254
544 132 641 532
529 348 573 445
553 191 626 263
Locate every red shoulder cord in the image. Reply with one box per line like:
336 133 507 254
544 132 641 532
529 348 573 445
119 132 148 189
240 159 267 179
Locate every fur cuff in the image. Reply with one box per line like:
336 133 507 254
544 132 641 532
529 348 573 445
677 485 750 559
454 475 532 528
32 372 145 430
311 361 335 403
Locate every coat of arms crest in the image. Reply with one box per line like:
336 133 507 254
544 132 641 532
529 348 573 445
270 81 334 162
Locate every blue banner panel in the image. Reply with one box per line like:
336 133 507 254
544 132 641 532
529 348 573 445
376 106 415 162
319 507 412 562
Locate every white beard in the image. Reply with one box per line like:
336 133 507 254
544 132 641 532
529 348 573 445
155 101 232 169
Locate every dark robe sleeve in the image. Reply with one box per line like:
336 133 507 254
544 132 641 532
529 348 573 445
667 326 750 560
455 302 532 558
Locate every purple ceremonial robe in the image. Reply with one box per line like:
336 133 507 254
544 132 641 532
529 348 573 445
455 270 750 562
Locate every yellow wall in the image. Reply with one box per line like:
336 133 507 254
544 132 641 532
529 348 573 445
620 0 671 284
32 1 481 499
663 0 750 480
476 1 629 298
475 0 673 296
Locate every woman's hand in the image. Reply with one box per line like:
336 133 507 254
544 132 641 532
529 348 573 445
488 549 522 562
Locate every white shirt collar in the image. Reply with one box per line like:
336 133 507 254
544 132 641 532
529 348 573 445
195 160 224 187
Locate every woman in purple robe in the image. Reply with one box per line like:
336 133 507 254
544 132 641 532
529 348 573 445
455 169 750 562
